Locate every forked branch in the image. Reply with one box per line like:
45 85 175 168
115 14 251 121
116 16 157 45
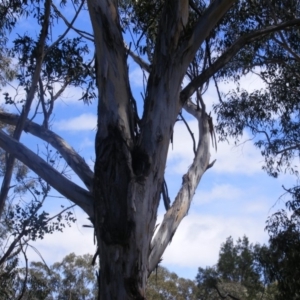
0 111 94 191
0 130 94 217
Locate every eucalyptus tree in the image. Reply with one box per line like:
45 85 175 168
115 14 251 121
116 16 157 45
1 0 300 299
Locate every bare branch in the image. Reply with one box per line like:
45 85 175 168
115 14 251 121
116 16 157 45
179 112 197 155
0 111 94 191
46 204 76 223
17 246 28 300
161 179 171 211
51 2 94 42
181 18 300 103
0 130 94 217
47 0 85 53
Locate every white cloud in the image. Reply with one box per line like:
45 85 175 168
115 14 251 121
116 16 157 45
78 137 94 149
129 67 148 87
212 136 263 175
28 209 95 265
167 120 263 176
218 70 267 94
161 212 268 271
55 113 97 131
193 183 244 205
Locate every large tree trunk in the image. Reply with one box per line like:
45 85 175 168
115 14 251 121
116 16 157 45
87 1 149 297
86 0 236 298
88 0 182 296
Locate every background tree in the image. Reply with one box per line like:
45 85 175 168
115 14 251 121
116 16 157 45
196 236 278 300
24 253 98 300
146 266 197 300
1 0 300 298
0 252 97 299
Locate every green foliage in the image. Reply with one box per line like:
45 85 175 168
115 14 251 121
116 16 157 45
209 3 300 298
146 266 197 299
24 253 98 300
264 190 300 299
1 254 199 299
0 255 21 300
213 0 300 183
196 236 276 300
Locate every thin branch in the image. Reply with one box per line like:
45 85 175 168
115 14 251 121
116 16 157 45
0 232 23 267
206 39 224 105
276 144 300 154
1 186 47 267
47 0 85 53
46 204 76 223
51 2 94 42
38 77 48 127
179 112 197 155
25 243 51 274
17 246 28 300
161 179 171 211
247 123 272 146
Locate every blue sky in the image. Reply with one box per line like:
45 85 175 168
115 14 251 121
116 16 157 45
1 2 295 281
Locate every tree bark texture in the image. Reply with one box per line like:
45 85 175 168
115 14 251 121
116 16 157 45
86 0 236 298
0 0 237 299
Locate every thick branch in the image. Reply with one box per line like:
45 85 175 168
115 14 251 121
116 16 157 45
0 111 94 191
0 130 94 217
181 18 300 102
148 105 212 273
179 0 237 63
